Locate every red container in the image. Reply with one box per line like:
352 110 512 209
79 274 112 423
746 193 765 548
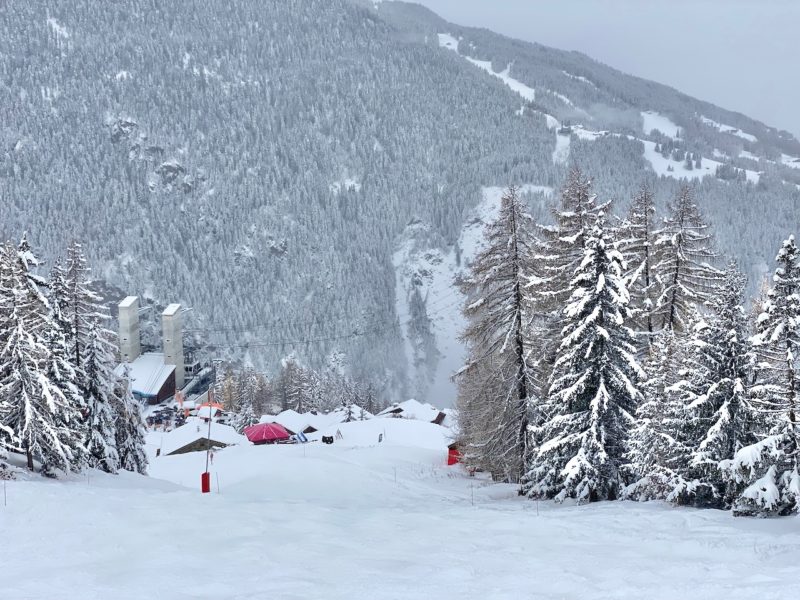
201 471 211 493
447 447 461 466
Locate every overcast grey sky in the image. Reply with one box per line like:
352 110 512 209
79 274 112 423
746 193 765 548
413 0 800 139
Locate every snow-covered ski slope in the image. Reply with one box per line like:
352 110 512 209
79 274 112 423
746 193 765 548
3 419 798 600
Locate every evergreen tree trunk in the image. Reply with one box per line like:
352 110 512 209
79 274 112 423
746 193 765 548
455 186 536 482
509 202 530 474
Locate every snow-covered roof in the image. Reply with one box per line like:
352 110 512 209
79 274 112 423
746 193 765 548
330 404 374 423
197 406 223 419
260 406 374 433
271 409 314 434
115 352 175 398
163 303 181 316
376 399 443 423
161 419 246 455
119 295 138 308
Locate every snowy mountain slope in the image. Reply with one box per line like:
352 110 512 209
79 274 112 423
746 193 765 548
641 111 682 139
394 186 552 405
435 30 764 186
3 423 799 599
1 0 798 400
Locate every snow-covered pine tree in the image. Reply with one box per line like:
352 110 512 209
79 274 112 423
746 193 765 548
217 365 238 413
112 366 148 474
530 168 612 414
455 186 536 482
676 264 760 508
624 330 692 501
82 320 120 473
534 167 611 310
0 243 78 475
0 247 17 474
362 382 379 416
62 241 127 472
15 233 51 310
729 236 800 516
13 237 88 470
278 355 314 413
25 243 88 472
619 183 660 344
652 186 724 332
340 378 356 422
524 213 643 502
62 242 114 373
229 368 259 433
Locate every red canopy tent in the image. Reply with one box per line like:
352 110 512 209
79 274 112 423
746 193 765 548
244 422 292 445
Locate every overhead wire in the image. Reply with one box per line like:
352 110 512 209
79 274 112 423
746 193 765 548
198 294 466 350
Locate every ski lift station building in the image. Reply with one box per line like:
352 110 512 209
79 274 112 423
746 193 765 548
114 296 184 404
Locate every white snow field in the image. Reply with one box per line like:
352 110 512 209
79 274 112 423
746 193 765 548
641 111 681 139
700 116 759 142
3 417 799 600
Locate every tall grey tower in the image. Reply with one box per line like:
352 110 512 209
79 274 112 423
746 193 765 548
118 296 141 363
162 303 185 390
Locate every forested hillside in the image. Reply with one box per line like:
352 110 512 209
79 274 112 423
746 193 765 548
1 0 797 403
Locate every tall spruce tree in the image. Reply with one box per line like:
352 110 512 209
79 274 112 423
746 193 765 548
665 266 760 507
530 168 612 416
24 241 88 472
63 241 105 371
729 236 800 516
0 243 78 475
62 242 128 473
112 366 148 474
653 186 723 332
82 321 120 473
455 186 536 482
624 330 692 501
229 368 260 433
619 183 659 344
534 167 611 309
524 213 643 502
0 247 18 468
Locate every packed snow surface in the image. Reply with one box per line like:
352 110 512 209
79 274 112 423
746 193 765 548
740 149 760 162
562 70 598 88
640 140 760 184
642 140 720 181
700 116 758 142
438 33 535 102
781 154 800 169
641 111 681 139
3 417 799 599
